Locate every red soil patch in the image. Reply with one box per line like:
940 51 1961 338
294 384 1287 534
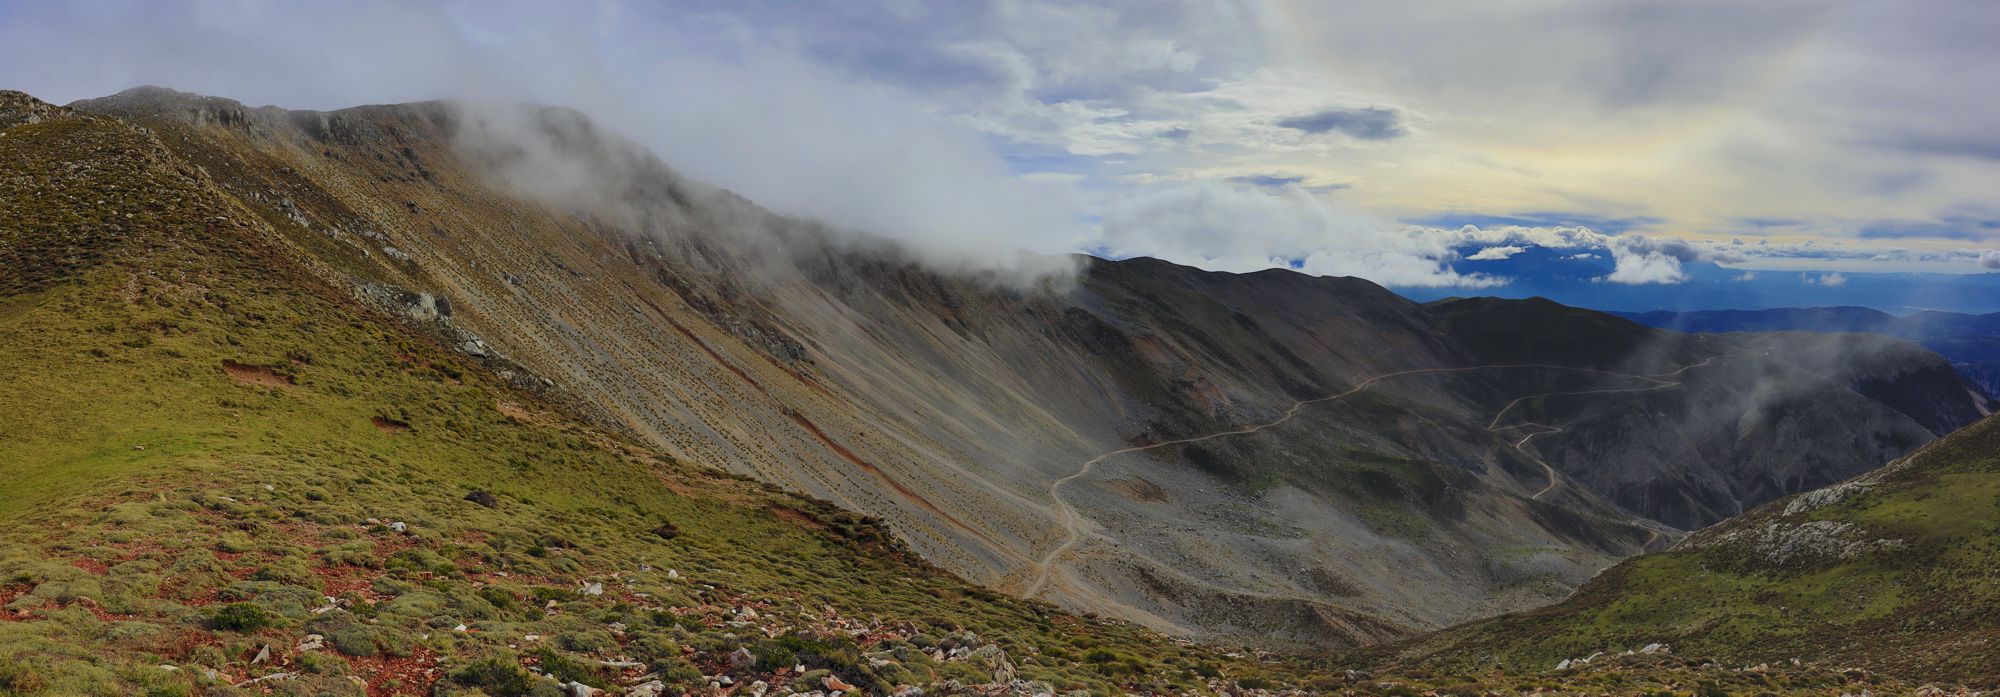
494 400 533 421
0 584 28 620
782 409 1006 551
314 564 378 598
71 557 111 575
770 506 827 531
71 596 138 623
345 646 440 697
140 626 218 659
221 359 296 387
371 416 412 433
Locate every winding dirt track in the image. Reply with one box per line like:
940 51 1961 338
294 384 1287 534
1488 355 1723 500
1024 357 1725 599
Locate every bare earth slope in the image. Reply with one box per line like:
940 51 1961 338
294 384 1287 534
56 87 1987 649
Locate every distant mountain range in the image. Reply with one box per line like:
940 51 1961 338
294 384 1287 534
1616 306 2000 396
1390 245 2000 314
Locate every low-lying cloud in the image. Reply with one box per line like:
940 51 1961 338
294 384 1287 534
0 0 1089 284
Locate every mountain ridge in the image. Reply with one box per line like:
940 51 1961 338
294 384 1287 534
5 87 1994 695
47 85 1988 645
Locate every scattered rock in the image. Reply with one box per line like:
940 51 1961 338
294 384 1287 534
296 635 324 652
1786 481 1874 516
565 680 601 697
1713 520 1907 564
233 671 298 688
580 581 604 596
730 647 756 669
463 489 498 508
825 675 858 693
628 681 666 697
388 521 407 533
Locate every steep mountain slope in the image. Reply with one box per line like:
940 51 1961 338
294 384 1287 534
45 86 1987 650
1437 298 1988 528
1619 306 2000 396
1384 410 2000 687
0 91 1355 696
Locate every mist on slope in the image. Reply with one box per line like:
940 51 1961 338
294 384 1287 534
0 0 1088 285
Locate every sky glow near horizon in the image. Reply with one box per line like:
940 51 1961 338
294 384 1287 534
4 0 2000 287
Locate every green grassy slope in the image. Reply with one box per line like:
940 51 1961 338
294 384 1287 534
0 104 1333 697
1380 407 2000 687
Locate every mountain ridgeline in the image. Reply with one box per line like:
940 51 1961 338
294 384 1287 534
49 87 1991 645
2 87 1995 693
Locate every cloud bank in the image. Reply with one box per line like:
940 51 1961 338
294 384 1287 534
5 1 2000 289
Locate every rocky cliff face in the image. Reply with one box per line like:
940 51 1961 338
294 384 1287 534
55 86 1987 648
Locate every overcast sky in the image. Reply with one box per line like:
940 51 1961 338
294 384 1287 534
5 0 1999 286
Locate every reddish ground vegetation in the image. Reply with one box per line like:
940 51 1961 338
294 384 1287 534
221 359 296 387
345 645 440 697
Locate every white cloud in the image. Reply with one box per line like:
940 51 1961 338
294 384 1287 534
6 1 1999 284
1800 272 1850 286
1467 245 1525 261
1733 271 1758 282
1982 250 2000 269
1602 249 1688 285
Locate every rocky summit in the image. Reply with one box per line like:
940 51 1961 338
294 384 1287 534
2 86 1997 695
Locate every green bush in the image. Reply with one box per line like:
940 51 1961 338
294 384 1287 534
330 626 378 657
208 603 273 632
754 641 798 672
531 647 607 688
450 655 535 696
